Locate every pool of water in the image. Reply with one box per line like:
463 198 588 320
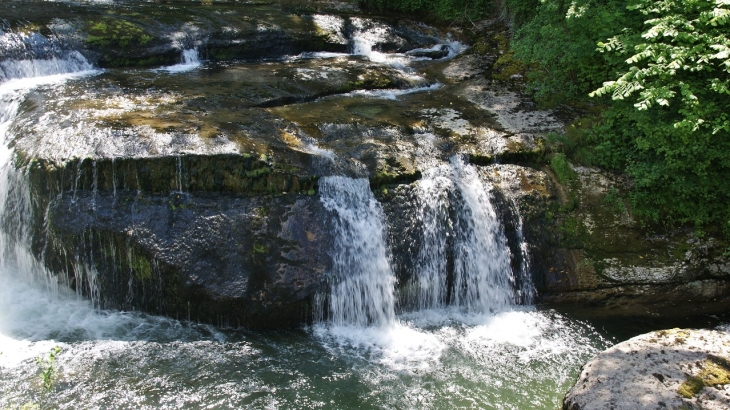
0 273 617 410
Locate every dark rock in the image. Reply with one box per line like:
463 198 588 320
406 45 449 59
41 190 333 329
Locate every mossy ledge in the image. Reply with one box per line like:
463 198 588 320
25 153 319 197
369 170 422 190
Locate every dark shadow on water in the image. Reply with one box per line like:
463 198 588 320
543 299 730 343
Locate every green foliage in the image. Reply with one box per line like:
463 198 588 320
252 243 268 254
505 0 643 104
1 347 61 410
507 0 730 233
603 187 626 213
589 0 730 228
546 116 598 165
37 346 61 397
360 0 493 22
549 153 576 184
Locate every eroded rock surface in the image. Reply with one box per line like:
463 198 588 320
542 163 730 315
564 327 730 410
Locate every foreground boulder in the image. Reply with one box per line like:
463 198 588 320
564 327 730 410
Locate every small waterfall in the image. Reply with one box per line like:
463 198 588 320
349 17 465 72
0 31 99 291
175 155 184 193
510 199 536 304
317 176 396 327
0 29 94 84
412 156 516 313
158 48 201 73
181 48 200 65
349 17 414 72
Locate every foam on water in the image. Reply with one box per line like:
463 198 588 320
293 51 350 60
310 307 611 410
312 322 447 372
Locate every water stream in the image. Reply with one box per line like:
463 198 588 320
409 156 514 313
0 15 692 410
158 48 202 74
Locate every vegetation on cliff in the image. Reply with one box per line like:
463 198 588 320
370 0 730 238
507 0 730 238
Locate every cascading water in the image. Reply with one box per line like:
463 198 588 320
0 15 619 410
158 47 201 73
411 156 515 314
0 31 97 284
509 197 536 305
0 30 105 366
317 176 396 327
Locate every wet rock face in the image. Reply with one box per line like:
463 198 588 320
563 327 730 410
0 1 443 69
41 190 333 328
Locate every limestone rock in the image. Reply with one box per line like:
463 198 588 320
564 327 730 410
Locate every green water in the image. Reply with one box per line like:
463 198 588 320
0 276 614 409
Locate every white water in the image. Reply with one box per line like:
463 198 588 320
158 48 201 73
412 156 515 313
349 82 442 100
0 39 101 366
300 17 461 101
317 176 396 327
350 17 466 71
0 25 614 410
510 197 536 304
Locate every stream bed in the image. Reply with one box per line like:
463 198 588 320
0 2 727 409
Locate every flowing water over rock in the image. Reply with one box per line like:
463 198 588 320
409 156 514 313
3 2 724 409
317 176 396 327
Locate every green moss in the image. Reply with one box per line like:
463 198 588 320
678 375 703 398
85 18 152 49
676 356 730 398
131 256 153 281
492 51 526 82
550 153 576 184
369 170 422 189
559 215 588 248
252 243 268 254
468 154 494 166
245 167 272 178
700 357 730 385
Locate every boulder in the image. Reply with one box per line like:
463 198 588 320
564 327 730 410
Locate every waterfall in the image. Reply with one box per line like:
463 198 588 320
317 176 396 327
316 158 524 326
412 156 515 313
510 198 536 305
158 48 201 73
0 31 99 293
